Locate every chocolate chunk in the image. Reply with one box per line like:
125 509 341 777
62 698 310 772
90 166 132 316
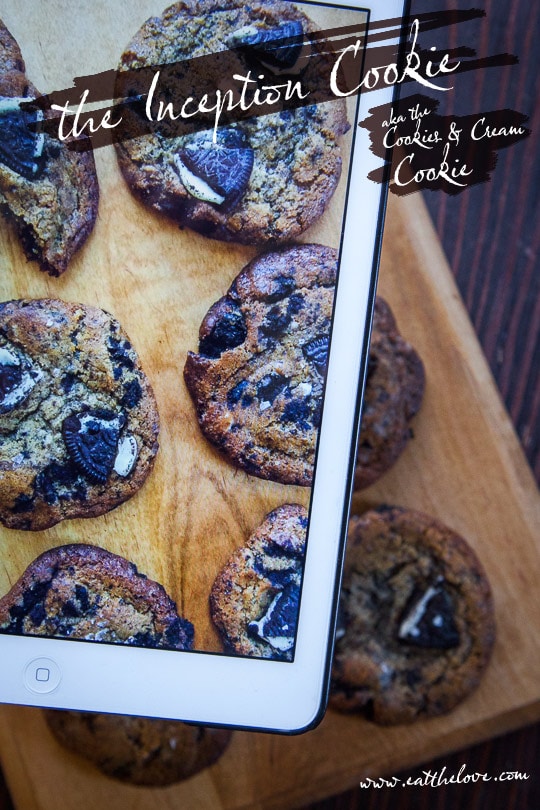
258 305 291 339
227 379 249 407
107 337 134 371
121 379 142 409
199 304 247 358
282 398 310 428
398 584 460 649
256 373 289 405
263 275 296 303
302 335 329 376
62 410 127 483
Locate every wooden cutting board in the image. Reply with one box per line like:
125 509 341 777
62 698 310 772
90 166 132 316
1 2 539 808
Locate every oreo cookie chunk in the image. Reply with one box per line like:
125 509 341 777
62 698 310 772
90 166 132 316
115 0 349 245
44 710 232 787
356 298 425 490
210 504 307 661
0 299 159 530
0 544 194 650
331 507 496 724
0 20 98 276
184 245 336 485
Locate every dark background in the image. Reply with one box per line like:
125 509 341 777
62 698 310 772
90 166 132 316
310 1 539 807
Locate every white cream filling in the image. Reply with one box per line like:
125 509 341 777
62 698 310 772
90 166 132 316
113 434 138 477
174 155 225 205
398 585 438 640
249 591 295 653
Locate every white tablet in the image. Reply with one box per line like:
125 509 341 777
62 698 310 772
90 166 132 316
0 0 409 733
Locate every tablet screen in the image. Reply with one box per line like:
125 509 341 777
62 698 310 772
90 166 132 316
0 0 371 670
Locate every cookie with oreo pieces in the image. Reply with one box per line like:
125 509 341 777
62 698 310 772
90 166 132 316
0 298 159 530
210 504 307 661
44 710 232 787
355 297 425 490
115 0 349 245
184 244 336 486
0 19 98 276
0 543 194 650
331 506 496 724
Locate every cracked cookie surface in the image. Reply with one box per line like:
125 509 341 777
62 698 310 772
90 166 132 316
330 507 496 724
115 0 349 245
45 709 232 786
210 504 307 661
0 543 194 650
184 244 336 485
0 299 159 530
355 298 425 490
0 20 98 276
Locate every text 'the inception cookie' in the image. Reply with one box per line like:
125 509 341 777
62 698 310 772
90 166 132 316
210 504 307 661
331 507 496 724
115 0 349 245
0 21 98 276
355 298 425 490
44 709 232 787
0 544 194 650
184 244 336 485
0 299 159 530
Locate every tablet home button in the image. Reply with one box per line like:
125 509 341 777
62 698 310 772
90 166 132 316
24 658 62 694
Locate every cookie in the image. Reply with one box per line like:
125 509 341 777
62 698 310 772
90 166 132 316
355 298 424 490
331 507 496 724
44 709 232 786
0 299 159 530
0 543 194 650
0 20 98 276
115 0 349 245
210 504 307 660
184 245 336 485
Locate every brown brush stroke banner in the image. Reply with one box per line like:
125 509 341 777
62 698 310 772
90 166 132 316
20 11 518 153
360 93 530 195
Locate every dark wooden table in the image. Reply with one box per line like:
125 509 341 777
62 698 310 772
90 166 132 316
0 0 538 808
308 1 540 807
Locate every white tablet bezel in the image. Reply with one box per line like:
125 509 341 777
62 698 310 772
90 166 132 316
1 0 409 733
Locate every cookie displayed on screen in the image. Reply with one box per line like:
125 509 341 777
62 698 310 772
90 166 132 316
210 504 307 661
115 0 349 244
184 244 336 486
355 297 425 490
0 20 98 276
0 299 159 530
0 544 194 650
331 506 496 724
44 709 232 786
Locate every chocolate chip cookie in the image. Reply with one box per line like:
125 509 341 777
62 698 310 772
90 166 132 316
184 244 336 485
0 299 159 530
210 504 307 660
44 710 232 786
356 298 425 490
331 507 496 724
0 20 98 276
0 543 194 650
115 0 349 244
